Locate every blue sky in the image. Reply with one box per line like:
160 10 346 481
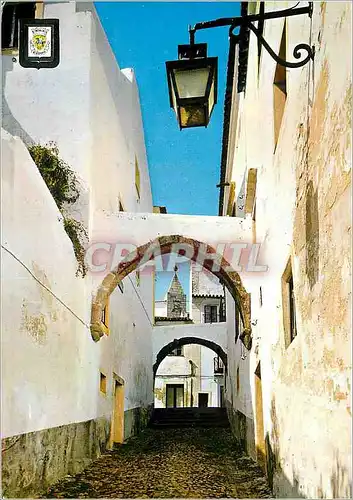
154 256 190 303
95 2 240 216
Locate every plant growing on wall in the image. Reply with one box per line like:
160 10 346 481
28 142 88 277
63 217 88 277
28 142 79 210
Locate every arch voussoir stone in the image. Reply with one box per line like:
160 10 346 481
90 235 252 349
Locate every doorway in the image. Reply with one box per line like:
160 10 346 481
198 393 209 407
166 384 184 408
255 363 266 470
110 375 124 446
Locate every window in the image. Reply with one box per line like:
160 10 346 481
2 2 36 50
204 304 218 323
100 372 107 394
135 156 140 200
273 23 287 150
213 356 224 374
282 258 297 347
168 346 183 356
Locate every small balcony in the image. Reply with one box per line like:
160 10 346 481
213 356 224 375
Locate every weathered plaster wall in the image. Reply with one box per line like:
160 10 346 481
155 376 193 408
1 130 106 496
1 2 155 496
199 346 224 407
191 261 224 295
1 127 154 496
225 290 255 458
155 344 201 408
225 2 352 498
1 130 93 437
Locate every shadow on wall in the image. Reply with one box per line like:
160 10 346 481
263 433 305 498
2 57 35 145
264 433 352 499
225 304 258 475
227 354 352 499
329 456 352 499
264 398 352 499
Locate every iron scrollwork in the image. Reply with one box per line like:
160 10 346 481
189 2 315 70
232 21 314 69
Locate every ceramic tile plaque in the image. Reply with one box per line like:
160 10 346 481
19 19 59 68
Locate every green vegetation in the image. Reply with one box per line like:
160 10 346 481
28 142 87 277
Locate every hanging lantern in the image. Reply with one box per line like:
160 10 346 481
166 43 218 129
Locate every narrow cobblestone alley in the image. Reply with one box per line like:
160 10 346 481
42 428 272 498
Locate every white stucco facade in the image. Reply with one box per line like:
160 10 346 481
222 2 352 498
155 300 167 318
152 323 227 360
2 1 154 452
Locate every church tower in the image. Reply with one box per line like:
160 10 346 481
167 266 187 318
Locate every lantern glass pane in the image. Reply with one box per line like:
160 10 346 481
171 82 178 116
180 104 206 128
174 66 211 99
208 77 215 117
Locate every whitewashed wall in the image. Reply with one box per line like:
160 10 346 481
199 346 223 407
152 323 227 361
1 1 154 440
224 2 352 497
155 300 167 317
1 130 95 437
154 344 201 408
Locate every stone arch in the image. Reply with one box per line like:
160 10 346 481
90 235 252 348
153 337 228 378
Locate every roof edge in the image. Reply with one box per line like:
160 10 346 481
218 2 250 216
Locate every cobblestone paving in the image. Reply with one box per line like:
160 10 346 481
43 428 273 498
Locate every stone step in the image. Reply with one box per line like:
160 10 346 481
152 418 229 424
150 421 230 427
150 408 230 428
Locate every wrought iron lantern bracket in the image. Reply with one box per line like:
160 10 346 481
188 2 314 69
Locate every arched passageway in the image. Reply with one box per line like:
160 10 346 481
91 235 252 349
153 336 228 378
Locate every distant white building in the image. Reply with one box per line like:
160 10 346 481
154 263 226 408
